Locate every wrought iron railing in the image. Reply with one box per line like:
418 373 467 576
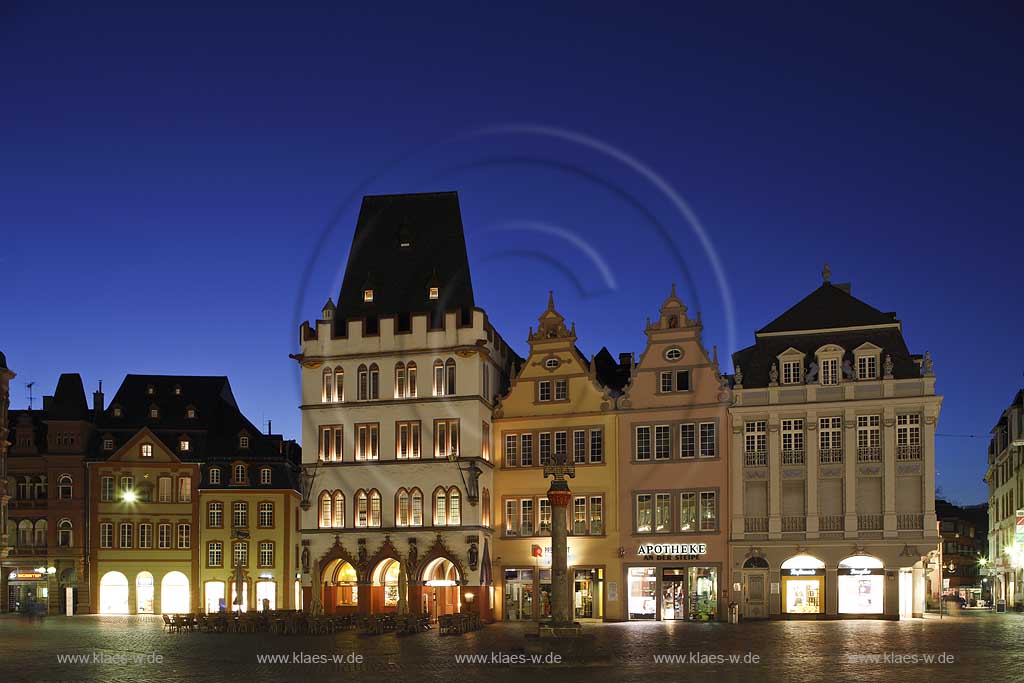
857 446 882 462
744 517 769 533
745 449 767 467
782 449 805 465
819 448 843 464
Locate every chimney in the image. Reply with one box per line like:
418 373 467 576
267 419 272 435
93 380 105 418
618 352 633 367
43 395 53 411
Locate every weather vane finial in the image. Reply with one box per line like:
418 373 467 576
822 262 831 283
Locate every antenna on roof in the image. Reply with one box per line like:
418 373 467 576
266 419 272 435
26 381 35 410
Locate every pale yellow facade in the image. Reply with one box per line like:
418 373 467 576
89 428 200 615
198 487 301 613
492 295 622 622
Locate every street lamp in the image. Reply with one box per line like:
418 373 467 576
122 490 137 503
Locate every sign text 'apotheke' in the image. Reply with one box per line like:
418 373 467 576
636 544 707 556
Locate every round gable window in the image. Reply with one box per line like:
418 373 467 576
544 358 561 370
664 347 683 361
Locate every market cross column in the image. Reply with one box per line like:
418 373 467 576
543 452 576 629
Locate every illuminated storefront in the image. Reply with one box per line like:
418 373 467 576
781 555 824 615
626 544 722 621
6 569 50 613
837 555 884 615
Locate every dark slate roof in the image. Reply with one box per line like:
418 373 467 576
337 192 475 325
0 350 7 370
757 283 898 334
48 373 90 420
592 347 631 394
733 282 920 388
94 375 298 487
733 328 919 388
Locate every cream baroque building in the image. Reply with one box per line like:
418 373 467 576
294 192 517 622
729 269 941 619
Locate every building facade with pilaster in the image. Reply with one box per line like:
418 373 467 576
728 269 941 619
2 373 94 615
491 294 627 622
616 286 732 622
295 192 517 622
985 389 1023 609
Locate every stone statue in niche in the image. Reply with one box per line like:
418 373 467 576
805 361 819 384
883 355 894 379
408 539 418 569
734 364 743 386
842 359 855 380
358 540 367 564
769 364 779 384
468 542 479 571
301 547 310 573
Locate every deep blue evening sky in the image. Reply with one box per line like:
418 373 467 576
2 2 1021 504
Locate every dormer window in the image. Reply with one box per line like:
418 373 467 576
260 467 272 485
173 385 182 396
820 358 839 385
186 406 197 419
234 464 247 483
146 385 155 396
814 345 844 386
103 438 114 451
140 443 153 458
209 467 221 485
428 286 439 300
363 289 374 303
857 355 878 380
112 406 122 417
853 343 882 381
239 435 250 449
180 439 190 452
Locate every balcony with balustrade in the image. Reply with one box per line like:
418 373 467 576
897 513 924 530
781 516 806 532
819 515 844 532
744 449 767 467
857 446 882 463
818 447 843 464
858 514 883 531
782 449 805 465
744 517 768 533
896 444 922 461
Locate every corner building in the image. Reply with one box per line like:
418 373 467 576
729 271 941 619
616 287 731 621
491 294 627 622
295 192 518 622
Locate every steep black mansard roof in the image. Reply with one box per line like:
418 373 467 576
732 282 921 387
95 375 299 489
336 192 476 329
48 373 90 420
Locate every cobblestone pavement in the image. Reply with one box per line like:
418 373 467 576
1 610 1021 683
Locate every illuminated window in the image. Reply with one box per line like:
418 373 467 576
140 443 153 457
363 289 374 302
428 286 439 300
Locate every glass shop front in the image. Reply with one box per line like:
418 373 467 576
781 555 825 615
627 562 721 621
